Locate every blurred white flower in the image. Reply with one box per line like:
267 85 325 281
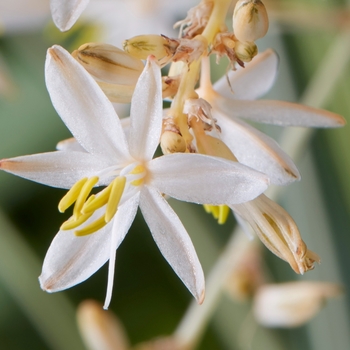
77 299 183 350
253 282 342 328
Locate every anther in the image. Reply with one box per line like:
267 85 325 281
75 215 107 236
73 176 99 219
60 212 94 231
218 205 230 225
82 184 112 214
105 177 126 223
58 177 88 213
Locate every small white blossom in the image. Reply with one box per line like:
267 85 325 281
0 45 269 308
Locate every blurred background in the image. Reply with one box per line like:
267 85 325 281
0 0 350 349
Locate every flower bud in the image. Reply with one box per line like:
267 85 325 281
72 43 145 103
161 131 187 154
235 41 258 62
233 0 269 42
253 282 342 328
232 194 320 274
77 299 130 350
123 35 179 61
72 43 144 85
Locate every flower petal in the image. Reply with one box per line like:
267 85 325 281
215 98 346 127
128 56 162 161
0 151 111 189
139 186 205 303
56 117 132 153
104 193 140 309
148 153 269 205
216 111 300 185
56 137 87 152
39 209 113 292
50 0 90 32
213 49 278 100
46 45 130 162
39 195 139 293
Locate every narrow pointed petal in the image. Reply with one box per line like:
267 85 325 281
50 0 90 32
128 56 162 161
148 153 269 205
46 45 130 162
213 49 278 100
215 98 346 127
39 208 113 292
0 151 111 189
56 137 87 152
40 195 139 293
140 186 205 303
56 117 131 152
216 112 300 185
104 193 140 309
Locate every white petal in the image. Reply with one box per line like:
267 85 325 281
128 56 162 161
50 0 90 32
104 193 140 309
56 117 131 152
139 186 205 303
213 49 278 100
39 209 113 292
39 195 139 294
0 151 111 189
216 111 300 185
46 45 130 162
56 137 87 152
215 98 346 127
148 153 269 205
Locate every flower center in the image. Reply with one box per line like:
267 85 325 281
58 163 146 236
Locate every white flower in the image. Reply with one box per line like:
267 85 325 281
0 45 269 308
253 282 342 328
197 50 346 185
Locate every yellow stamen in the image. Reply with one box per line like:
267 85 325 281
130 178 144 186
82 185 112 214
60 211 94 230
218 205 230 225
203 204 212 213
130 165 145 174
211 205 220 219
74 215 108 236
105 176 126 223
73 176 99 219
58 178 88 213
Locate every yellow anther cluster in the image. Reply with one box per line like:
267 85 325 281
58 176 126 236
203 204 230 224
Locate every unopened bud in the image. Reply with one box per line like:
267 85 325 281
123 35 179 61
235 41 258 62
77 300 130 350
253 282 342 328
233 0 269 42
161 131 187 154
72 43 145 103
162 76 180 99
232 194 320 274
72 43 143 85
